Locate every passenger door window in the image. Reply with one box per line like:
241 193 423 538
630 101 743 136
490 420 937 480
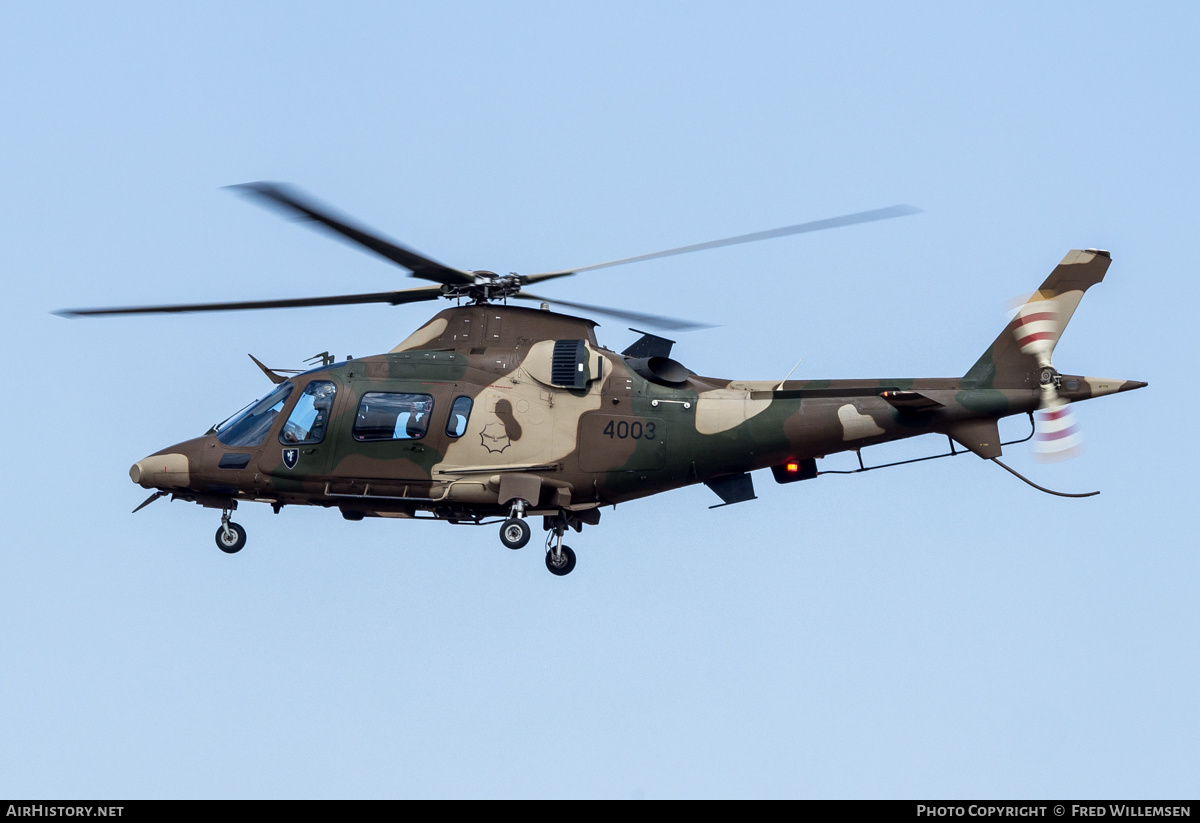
446 396 473 438
353 393 434 441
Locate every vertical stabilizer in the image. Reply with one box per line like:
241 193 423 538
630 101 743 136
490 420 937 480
963 249 1111 388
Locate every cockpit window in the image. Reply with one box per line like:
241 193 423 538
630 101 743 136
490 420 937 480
216 383 294 447
353 392 433 441
280 380 336 445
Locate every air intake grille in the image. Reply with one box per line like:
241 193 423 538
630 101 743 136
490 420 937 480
551 339 587 388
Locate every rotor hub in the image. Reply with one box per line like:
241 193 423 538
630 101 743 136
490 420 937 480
447 273 523 304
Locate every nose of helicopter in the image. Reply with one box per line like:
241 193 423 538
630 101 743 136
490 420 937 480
130 452 191 489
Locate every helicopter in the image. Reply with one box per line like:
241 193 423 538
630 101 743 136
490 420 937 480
59 183 1146 576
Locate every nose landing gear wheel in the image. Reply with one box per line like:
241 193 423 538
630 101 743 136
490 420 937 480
499 517 531 550
545 545 576 576
215 522 247 554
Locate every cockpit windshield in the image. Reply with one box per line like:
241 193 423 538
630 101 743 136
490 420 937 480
216 382 294 447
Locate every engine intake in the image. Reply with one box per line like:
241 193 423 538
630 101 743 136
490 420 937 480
625 356 691 387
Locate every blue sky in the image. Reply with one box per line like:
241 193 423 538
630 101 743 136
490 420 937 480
1 2 1195 798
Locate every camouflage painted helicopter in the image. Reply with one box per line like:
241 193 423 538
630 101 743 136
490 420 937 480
60 183 1146 576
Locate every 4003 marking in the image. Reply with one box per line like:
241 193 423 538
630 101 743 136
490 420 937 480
602 420 657 440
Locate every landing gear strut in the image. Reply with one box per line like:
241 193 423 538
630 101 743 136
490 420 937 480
215 508 246 554
499 499 531 550
544 518 576 576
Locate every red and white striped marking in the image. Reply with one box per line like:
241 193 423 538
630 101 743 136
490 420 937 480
1012 299 1060 359
1034 405 1082 461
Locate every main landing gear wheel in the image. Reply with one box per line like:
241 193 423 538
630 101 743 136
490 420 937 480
215 522 247 554
545 546 577 576
499 517 531 550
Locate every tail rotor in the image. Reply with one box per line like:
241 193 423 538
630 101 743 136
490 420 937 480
965 249 1144 471
1010 295 1083 460
1034 402 1082 461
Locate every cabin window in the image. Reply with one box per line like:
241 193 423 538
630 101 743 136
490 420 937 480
446 396 473 437
280 380 336 445
216 382 294 447
353 392 434 441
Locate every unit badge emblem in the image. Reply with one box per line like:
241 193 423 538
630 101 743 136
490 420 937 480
480 422 511 454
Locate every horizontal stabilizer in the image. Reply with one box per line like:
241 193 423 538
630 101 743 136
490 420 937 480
881 390 944 412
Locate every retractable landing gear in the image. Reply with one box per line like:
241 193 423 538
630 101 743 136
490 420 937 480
215 508 246 554
499 499 531 550
545 518 576 577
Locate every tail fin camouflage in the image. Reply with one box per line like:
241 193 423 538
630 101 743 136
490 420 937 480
963 249 1112 389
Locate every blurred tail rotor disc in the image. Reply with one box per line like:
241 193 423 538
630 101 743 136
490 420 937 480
1034 403 1083 462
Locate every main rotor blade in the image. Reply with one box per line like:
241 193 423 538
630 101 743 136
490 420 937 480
515 292 713 332
229 182 475 287
523 204 922 282
56 285 445 317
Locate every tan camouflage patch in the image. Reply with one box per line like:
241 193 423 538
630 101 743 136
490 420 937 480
837 404 885 441
694 389 771 435
131 453 190 488
389 317 449 352
1059 249 1098 266
1084 376 1126 398
433 351 609 476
